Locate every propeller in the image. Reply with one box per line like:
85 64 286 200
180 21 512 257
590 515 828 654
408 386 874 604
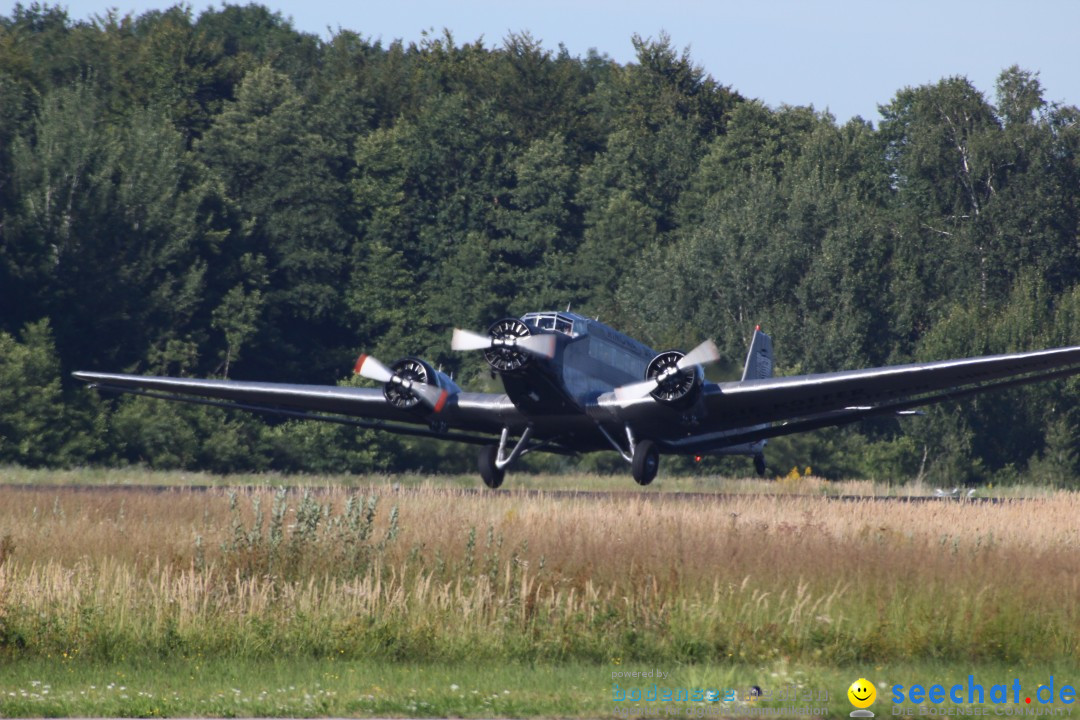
451 328 557 359
354 354 449 412
613 340 721 402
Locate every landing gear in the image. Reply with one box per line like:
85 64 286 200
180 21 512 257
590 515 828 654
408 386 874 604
631 439 660 486
477 426 534 489
596 424 661 487
754 452 767 477
478 445 505 489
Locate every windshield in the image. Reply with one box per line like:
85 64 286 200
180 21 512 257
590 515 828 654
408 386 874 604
521 312 576 337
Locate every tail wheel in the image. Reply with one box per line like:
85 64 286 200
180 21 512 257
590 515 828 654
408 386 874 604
478 445 505 489
632 439 659 486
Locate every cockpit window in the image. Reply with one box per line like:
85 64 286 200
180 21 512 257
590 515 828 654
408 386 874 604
522 312 577 337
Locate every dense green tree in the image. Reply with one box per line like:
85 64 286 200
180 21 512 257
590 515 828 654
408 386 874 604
879 77 1009 315
494 133 581 310
6 83 213 372
0 320 101 466
573 35 741 314
2 2 1080 481
210 253 267 377
995 65 1046 128
198 64 352 379
490 33 597 145
350 91 519 360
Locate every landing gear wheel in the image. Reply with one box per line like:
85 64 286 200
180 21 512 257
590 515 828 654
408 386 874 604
754 453 767 477
478 445 505 489
631 439 660 486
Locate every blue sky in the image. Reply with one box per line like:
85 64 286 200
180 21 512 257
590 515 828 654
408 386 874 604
36 0 1080 124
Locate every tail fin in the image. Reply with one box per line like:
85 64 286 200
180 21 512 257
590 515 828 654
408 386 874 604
741 327 773 381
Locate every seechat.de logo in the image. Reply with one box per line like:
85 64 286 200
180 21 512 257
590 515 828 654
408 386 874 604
849 678 877 718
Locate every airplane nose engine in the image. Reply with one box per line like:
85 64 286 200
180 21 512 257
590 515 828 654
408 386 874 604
451 318 556 372
483 318 534 373
644 350 705 408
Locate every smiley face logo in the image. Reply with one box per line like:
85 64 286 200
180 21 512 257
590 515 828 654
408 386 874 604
848 678 876 709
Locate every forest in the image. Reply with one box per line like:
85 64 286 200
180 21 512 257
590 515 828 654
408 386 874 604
1 2 1079 484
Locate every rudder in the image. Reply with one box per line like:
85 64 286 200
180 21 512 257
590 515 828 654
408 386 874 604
741 327 773 381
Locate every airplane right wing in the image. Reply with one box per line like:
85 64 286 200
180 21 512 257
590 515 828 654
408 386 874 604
72 371 526 444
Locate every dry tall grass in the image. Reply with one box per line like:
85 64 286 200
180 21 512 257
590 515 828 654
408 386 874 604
1 482 1078 664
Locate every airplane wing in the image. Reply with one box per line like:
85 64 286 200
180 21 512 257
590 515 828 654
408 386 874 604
695 361 1080 449
708 345 1080 428
75 329 1080 479
596 344 1080 452
72 371 525 444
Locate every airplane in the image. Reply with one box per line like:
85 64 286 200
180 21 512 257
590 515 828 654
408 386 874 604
74 310 1080 488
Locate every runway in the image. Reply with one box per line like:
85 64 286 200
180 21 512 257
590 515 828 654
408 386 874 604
0 482 1020 503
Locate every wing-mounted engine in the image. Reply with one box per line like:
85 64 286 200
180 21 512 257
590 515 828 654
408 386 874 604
382 357 455 410
451 317 557 374
614 340 721 409
644 350 706 408
354 354 458 413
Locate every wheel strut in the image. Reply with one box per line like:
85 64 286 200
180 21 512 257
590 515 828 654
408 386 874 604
478 425 534 490
596 424 661 485
494 425 533 469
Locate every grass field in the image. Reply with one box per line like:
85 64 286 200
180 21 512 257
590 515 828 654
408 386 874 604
1 467 1078 717
0 464 1065 496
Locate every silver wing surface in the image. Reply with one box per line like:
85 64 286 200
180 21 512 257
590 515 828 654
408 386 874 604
72 372 525 444
76 343 1080 457
594 345 1080 453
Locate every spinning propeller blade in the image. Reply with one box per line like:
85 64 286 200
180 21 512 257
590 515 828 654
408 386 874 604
409 382 450 413
614 379 662 402
451 328 493 351
516 333 557 359
677 340 721 370
353 354 447 412
354 354 394 383
612 339 721 402
451 327 557 359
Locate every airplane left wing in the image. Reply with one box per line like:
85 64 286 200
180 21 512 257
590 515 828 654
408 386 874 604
707 344 1080 429
594 343 1080 455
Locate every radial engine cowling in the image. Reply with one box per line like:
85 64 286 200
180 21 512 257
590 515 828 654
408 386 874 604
383 357 458 411
644 350 705 409
483 317 535 374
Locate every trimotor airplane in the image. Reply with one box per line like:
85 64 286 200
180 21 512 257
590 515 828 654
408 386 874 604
74 311 1080 488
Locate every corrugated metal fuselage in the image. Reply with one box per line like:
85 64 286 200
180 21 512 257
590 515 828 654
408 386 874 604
495 312 660 450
